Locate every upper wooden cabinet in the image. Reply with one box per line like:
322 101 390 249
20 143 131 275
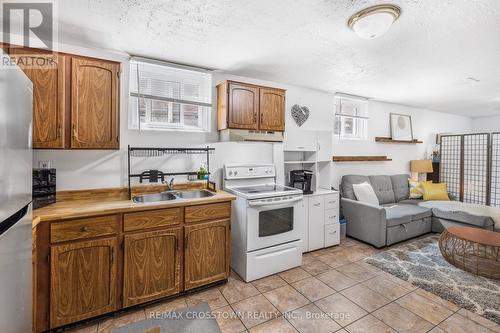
4 44 120 150
259 88 285 131
217 81 286 132
8 47 67 148
50 237 118 327
71 57 120 149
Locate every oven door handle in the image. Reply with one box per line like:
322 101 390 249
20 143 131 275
247 196 302 207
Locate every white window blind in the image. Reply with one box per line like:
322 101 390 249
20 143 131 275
334 94 368 140
129 58 212 132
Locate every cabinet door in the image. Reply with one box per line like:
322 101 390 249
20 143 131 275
259 88 285 131
71 57 119 149
308 196 325 251
184 219 230 290
228 83 258 130
50 237 118 328
317 131 333 162
9 47 66 148
123 228 181 307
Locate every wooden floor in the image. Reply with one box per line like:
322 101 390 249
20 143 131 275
67 237 500 333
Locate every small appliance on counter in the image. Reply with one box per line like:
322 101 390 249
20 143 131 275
33 168 56 209
289 170 314 194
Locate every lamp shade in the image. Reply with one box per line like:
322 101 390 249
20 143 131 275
411 160 433 173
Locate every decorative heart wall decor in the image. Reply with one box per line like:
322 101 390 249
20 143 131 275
291 104 310 127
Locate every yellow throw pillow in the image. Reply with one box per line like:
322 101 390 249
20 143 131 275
422 182 450 201
409 179 431 199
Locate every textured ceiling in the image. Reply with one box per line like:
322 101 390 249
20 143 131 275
57 0 500 117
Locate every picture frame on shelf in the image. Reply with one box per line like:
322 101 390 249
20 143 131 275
390 113 413 141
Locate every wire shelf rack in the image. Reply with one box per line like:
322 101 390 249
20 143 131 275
127 145 214 198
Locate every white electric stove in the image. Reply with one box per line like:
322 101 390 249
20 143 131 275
223 164 304 282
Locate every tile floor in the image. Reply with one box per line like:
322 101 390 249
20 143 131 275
68 237 500 333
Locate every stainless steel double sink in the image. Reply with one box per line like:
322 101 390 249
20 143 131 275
133 189 215 203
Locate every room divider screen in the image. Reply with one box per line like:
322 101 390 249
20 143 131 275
440 133 497 206
491 132 500 207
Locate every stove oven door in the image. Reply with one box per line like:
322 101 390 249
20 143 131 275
246 195 303 251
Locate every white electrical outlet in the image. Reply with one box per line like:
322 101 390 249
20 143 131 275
38 161 51 169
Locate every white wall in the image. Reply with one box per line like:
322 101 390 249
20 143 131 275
471 115 500 132
33 44 472 191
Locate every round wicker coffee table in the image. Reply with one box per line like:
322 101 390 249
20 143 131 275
439 226 500 280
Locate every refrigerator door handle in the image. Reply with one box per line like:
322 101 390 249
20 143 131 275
0 203 30 237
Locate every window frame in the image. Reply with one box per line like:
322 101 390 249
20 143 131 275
334 94 368 141
128 58 212 132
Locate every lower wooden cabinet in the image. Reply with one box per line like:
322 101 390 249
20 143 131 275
184 219 230 290
123 228 181 307
50 237 118 328
37 201 232 332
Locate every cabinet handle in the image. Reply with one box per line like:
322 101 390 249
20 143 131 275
297 146 305 150
72 124 76 139
184 237 188 250
80 226 88 232
329 216 336 219
313 203 321 207
329 231 337 235
260 113 263 123
329 201 336 204
253 113 257 123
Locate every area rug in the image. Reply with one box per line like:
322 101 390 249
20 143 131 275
111 303 221 333
365 234 500 324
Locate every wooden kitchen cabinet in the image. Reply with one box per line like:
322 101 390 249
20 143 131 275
217 80 286 131
71 56 120 149
50 237 118 327
35 199 233 332
123 228 181 307
259 87 285 131
3 43 121 150
8 47 67 148
184 219 230 290
227 82 259 130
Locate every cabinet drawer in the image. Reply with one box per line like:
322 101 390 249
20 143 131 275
124 208 181 232
325 223 340 247
185 202 231 223
324 194 339 210
51 215 118 243
324 209 339 224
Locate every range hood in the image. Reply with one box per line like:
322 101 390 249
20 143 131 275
219 129 284 142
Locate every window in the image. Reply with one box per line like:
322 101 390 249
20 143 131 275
334 94 368 140
129 58 212 132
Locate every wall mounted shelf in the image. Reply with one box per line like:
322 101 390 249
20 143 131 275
375 137 423 144
332 156 392 162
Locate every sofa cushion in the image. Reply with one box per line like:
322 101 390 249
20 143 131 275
384 204 432 227
431 208 494 228
353 182 379 205
391 174 410 202
340 175 371 200
398 199 424 205
368 175 396 204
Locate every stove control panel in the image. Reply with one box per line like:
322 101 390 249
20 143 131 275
224 164 275 179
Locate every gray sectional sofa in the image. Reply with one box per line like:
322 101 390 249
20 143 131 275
340 174 495 248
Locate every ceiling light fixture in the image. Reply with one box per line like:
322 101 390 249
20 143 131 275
348 4 401 39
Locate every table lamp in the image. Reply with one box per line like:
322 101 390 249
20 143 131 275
410 160 433 181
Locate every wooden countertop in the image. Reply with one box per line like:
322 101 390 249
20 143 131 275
33 188 235 223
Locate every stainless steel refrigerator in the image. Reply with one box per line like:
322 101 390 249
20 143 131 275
0 49 33 333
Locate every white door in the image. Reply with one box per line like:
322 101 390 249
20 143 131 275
317 131 333 162
308 195 325 251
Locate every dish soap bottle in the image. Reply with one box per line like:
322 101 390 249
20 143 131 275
197 163 208 180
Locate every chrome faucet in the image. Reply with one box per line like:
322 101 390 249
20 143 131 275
163 177 174 191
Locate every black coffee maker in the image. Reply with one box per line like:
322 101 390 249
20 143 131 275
289 170 314 195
